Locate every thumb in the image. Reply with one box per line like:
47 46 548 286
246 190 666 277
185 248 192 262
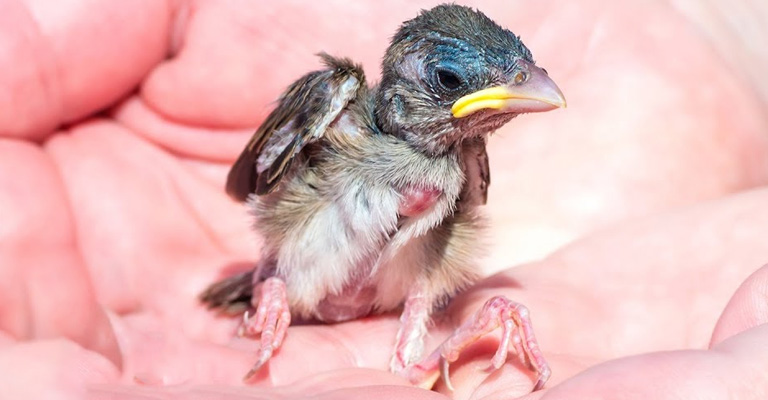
710 264 768 347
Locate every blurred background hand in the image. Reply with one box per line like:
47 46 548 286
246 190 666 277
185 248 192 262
1 1 767 399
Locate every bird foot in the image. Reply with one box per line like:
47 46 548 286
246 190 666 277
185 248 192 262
238 277 291 380
405 296 550 391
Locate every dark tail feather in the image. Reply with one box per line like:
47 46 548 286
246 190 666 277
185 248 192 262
199 270 255 315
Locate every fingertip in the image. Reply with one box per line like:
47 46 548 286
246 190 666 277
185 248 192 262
710 264 768 347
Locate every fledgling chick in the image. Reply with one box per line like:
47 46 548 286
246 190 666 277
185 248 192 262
201 4 565 391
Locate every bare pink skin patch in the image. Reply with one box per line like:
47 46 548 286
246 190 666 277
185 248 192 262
398 185 443 217
315 284 377 323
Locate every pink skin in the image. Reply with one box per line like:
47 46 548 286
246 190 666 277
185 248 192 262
3 1 768 399
399 185 443 217
239 277 291 380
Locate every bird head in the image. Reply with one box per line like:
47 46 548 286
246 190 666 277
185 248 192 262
375 4 566 155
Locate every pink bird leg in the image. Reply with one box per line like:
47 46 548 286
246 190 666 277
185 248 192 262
391 294 432 377
238 277 291 380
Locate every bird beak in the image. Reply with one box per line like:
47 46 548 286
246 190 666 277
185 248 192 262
451 60 567 118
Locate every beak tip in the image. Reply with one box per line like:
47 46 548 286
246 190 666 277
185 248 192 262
551 87 567 109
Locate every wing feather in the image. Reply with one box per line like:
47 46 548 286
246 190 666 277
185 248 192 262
226 54 365 200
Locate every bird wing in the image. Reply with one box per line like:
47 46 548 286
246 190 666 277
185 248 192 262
226 53 365 200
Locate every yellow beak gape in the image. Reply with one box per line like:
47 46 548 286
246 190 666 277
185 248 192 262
451 87 520 118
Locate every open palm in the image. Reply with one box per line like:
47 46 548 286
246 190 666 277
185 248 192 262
2 1 768 399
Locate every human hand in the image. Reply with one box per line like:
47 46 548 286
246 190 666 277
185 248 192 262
1 0 767 399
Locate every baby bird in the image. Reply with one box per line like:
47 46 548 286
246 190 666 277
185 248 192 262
201 4 565 390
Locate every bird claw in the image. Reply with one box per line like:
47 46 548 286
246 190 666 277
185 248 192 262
440 356 454 391
243 355 269 381
237 310 251 337
239 277 291 381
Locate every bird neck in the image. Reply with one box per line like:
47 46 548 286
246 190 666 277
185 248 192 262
371 85 463 158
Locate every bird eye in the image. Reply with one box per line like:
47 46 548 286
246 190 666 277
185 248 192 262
514 71 528 84
436 69 463 91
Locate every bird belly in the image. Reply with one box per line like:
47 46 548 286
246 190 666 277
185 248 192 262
254 128 465 321
314 280 378 322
